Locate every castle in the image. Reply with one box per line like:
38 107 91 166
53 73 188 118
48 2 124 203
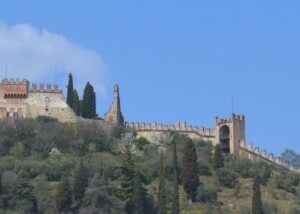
0 78 76 123
1 78 298 173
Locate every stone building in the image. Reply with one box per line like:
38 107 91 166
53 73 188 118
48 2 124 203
0 78 76 122
104 84 124 125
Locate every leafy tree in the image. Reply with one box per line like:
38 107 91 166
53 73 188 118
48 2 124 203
182 138 199 202
214 144 224 170
133 170 145 214
171 141 180 214
252 173 263 214
196 184 218 203
67 73 74 109
82 82 96 118
56 175 72 212
73 159 88 201
281 149 300 168
11 179 38 213
157 150 166 214
217 167 237 188
73 89 81 116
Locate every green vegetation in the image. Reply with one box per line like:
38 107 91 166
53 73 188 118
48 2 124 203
182 138 199 201
82 81 96 118
67 73 74 109
252 173 263 214
0 118 298 213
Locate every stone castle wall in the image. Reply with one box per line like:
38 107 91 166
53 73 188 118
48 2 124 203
0 78 76 122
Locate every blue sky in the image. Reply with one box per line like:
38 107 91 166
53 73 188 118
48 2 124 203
0 1 299 156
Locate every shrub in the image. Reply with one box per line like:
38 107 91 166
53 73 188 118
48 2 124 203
135 137 150 150
217 167 237 188
262 201 279 214
196 185 218 203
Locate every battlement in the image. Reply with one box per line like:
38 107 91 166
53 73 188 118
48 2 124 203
239 142 300 173
125 120 215 137
215 114 245 125
29 83 61 93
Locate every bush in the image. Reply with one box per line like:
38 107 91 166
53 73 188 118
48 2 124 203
262 201 279 214
217 167 237 188
288 207 300 214
196 185 218 203
198 162 212 176
36 116 58 123
135 137 150 150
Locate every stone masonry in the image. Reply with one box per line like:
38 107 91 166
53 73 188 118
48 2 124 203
0 78 77 122
104 84 124 125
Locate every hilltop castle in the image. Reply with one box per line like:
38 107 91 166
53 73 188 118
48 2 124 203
0 78 76 123
1 78 298 172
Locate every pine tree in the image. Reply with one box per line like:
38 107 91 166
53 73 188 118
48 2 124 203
73 159 88 201
67 73 74 109
73 89 80 116
182 138 199 202
117 145 135 213
171 141 180 214
157 150 166 214
133 170 145 214
214 144 224 170
56 175 72 212
82 82 96 118
252 173 263 214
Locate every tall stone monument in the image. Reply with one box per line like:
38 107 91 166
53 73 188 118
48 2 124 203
104 84 124 125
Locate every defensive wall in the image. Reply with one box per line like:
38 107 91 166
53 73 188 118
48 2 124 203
125 118 299 174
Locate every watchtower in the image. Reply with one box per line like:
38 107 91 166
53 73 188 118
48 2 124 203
214 114 245 154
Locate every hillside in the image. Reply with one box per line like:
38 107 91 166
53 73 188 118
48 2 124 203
0 117 298 213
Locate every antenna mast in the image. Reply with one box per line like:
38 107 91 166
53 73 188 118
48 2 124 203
5 58 7 78
231 97 234 114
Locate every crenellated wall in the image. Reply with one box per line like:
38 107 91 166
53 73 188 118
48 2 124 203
239 141 300 173
125 120 216 144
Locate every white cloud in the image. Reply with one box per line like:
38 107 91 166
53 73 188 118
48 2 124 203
0 21 109 97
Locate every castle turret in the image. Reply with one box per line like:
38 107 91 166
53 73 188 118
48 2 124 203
104 84 124 125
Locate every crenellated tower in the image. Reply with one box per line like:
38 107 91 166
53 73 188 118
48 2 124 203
104 84 124 125
214 114 245 155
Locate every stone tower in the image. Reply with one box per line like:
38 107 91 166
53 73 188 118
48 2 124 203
214 114 245 154
104 84 124 125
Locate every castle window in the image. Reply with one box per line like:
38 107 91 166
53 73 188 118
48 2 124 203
45 105 49 111
45 97 50 103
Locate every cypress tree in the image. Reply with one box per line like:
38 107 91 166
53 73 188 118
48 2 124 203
182 138 199 202
171 141 180 214
117 145 135 213
252 173 263 214
157 150 166 214
73 89 80 116
82 82 96 118
214 144 224 170
56 175 72 212
133 170 145 214
73 159 88 201
67 73 74 109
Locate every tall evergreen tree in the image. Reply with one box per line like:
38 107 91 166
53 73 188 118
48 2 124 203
56 175 72 212
182 138 199 202
82 82 96 118
73 159 88 201
73 89 80 116
116 145 135 213
171 141 180 214
252 173 263 214
157 150 166 214
214 144 224 170
67 73 74 109
133 170 145 214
